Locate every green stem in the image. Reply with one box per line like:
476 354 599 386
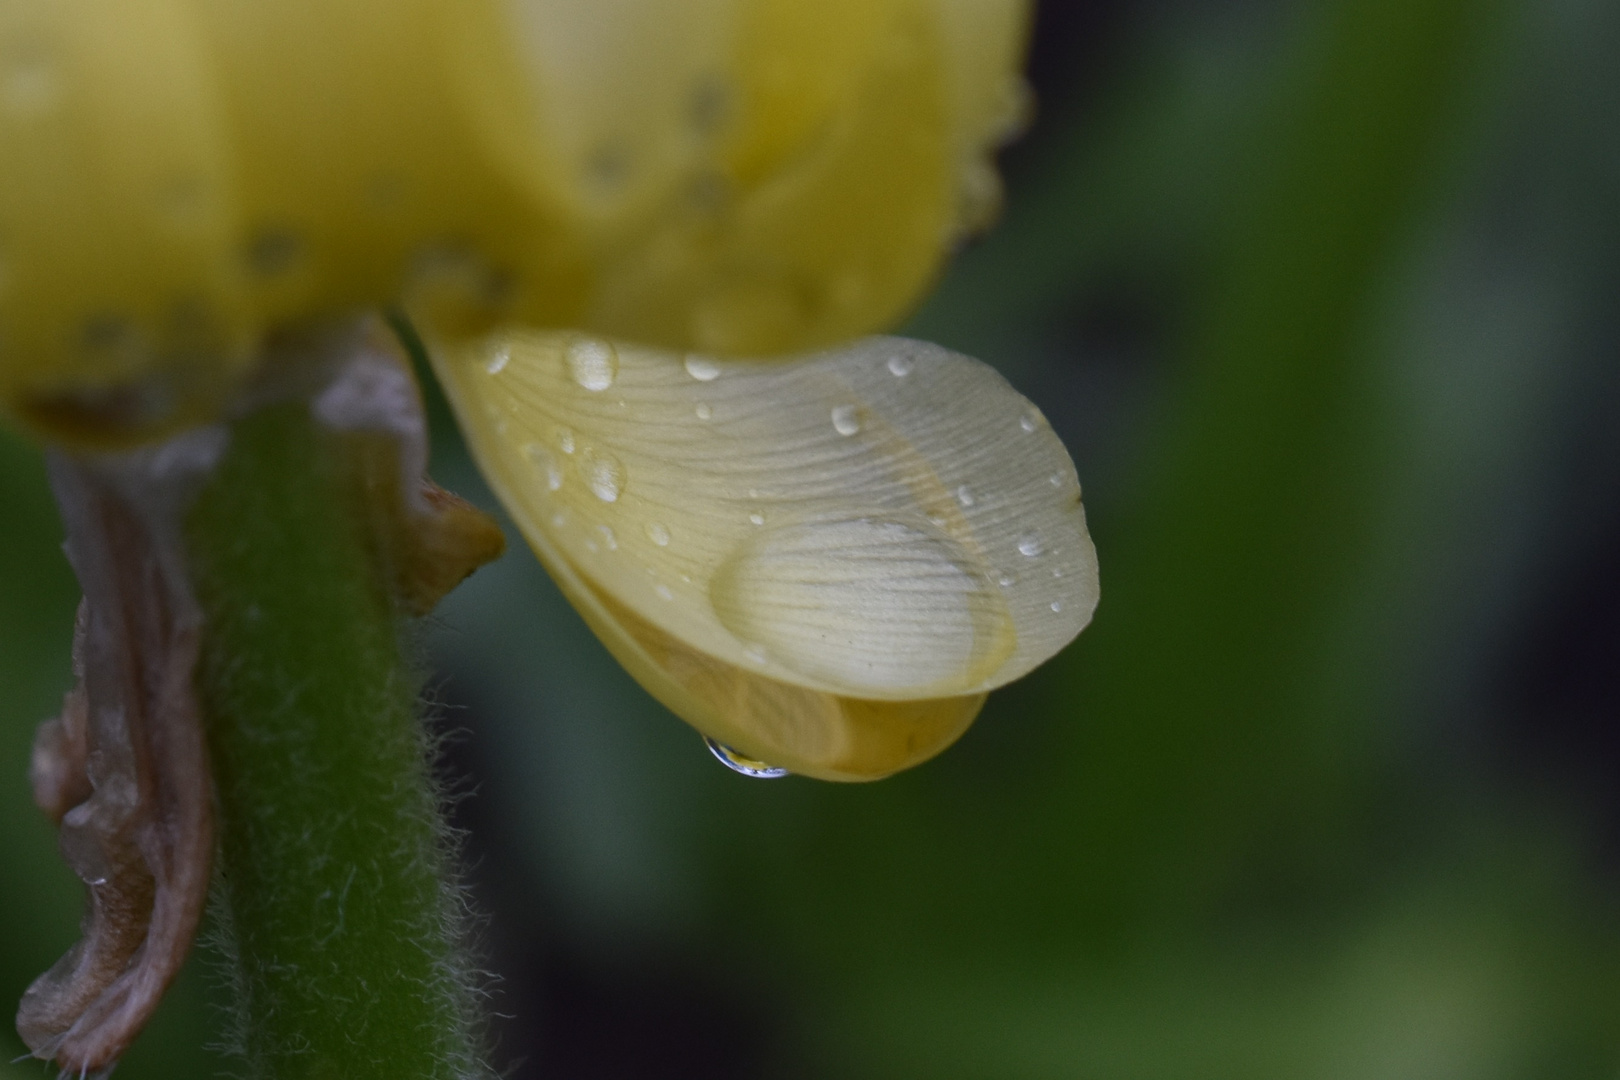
186 402 484 1079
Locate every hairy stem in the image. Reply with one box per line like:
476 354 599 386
186 399 484 1079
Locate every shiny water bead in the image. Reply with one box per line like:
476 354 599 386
705 737 789 779
683 354 722 381
565 336 618 391
434 330 1096 781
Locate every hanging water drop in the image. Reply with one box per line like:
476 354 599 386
684 354 721 381
831 405 860 436
705 737 789 779
566 336 618 391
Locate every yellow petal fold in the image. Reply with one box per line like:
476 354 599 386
432 329 1097 779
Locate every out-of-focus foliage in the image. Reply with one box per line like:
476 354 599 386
4 0 1620 1076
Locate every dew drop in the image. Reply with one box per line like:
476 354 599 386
1050 600 1063 613
684 354 721 381
485 344 511 374
831 405 860 437
656 583 674 600
1049 473 1063 487
998 573 1016 588
582 449 625 503
956 485 975 508
695 402 713 420
245 227 303 277
557 426 576 454
523 443 564 491
887 354 914 377
705 737 789 779
566 336 618 391
646 522 671 547
743 644 769 665
598 524 618 550
749 512 765 526
551 511 568 528
1019 410 1041 433
1017 533 1044 558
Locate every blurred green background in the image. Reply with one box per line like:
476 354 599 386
4 0 1620 1075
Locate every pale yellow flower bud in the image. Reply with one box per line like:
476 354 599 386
0 0 1031 444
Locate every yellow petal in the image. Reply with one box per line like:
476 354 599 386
431 328 1096 779
0 0 253 444
2 0 1035 445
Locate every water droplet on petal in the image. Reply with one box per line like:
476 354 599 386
598 524 618 550
1020 409 1044 434
656 583 674 600
581 449 625 503
831 405 860 436
1049 473 1063 487
246 227 304 277
646 522 671 547
695 402 713 420
551 511 568 528
523 443 564 491
485 344 511 374
956 485 975 508
1018 533 1044 558
705 737 789 779
998 574 1016 588
1050 600 1063 613
749 512 765 526
556 426 576 454
565 336 618 391
887 354 914 377
684 354 721 381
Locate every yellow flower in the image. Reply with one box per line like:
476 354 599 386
0 0 1095 778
